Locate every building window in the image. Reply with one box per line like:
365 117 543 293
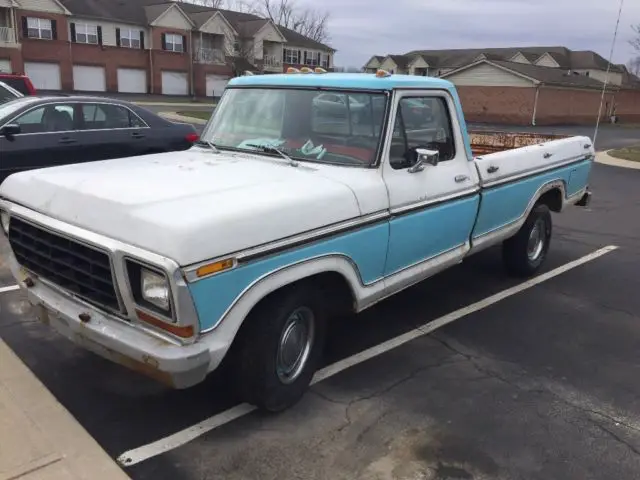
120 29 141 49
164 33 183 53
283 48 299 64
75 24 98 44
27 17 52 40
321 53 329 68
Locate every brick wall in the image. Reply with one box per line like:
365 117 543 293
150 26 191 94
456 84 640 126
535 87 616 125
16 10 72 90
193 63 233 97
456 86 536 125
614 89 640 123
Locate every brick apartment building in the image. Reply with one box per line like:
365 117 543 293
0 0 335 97
364 47 640 125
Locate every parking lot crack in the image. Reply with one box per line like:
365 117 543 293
589 420 640 458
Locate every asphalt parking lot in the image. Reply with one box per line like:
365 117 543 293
1 161 640 480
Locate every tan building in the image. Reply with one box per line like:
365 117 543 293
363 47 640 125
0 0 335 97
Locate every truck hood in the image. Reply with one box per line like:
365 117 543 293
0 149 362 265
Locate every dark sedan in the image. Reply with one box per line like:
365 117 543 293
0 96 199 184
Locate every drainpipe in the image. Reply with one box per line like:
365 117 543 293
189 30 195 99
149 32 154 94
531 83 541 126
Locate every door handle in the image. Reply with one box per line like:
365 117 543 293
58 138 77 144
543 152 553 159
455 175 469 183
131 132 145 139
487 165 499 173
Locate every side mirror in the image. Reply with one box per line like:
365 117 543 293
0 124 21 138
408 148 439 173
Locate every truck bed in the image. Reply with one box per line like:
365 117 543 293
469 130 568 156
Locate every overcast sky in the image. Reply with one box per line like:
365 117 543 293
297 0 640 68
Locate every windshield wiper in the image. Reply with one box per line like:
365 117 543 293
245 143 299 167
194 139 220 153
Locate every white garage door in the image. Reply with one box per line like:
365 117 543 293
73 65 106 92
205 74 229 98
24 62 61 90
117 68 147 94
0 59 10 73
161 71 188 95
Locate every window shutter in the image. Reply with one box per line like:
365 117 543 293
115 28 121 47
69 22 76 42
282 48 286 62
97 26 103 45
140 31 145 49
303 51 307 64
182 35 187 53
51 20 58 40
297 49 301 63
161 33 167 50
21 16 28 39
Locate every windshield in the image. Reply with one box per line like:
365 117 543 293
200 88 389 166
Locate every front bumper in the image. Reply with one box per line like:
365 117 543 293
11 253 218 388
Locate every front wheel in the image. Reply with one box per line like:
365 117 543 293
232 284 327 412
502 204 552 277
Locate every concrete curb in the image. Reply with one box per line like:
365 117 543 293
159 112 209 125
0 336 130 480
595 150 640 170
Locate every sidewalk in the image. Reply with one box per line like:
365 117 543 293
596 151 640 170
159 111 209 125
0 338 129 480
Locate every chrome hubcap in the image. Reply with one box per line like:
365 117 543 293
276 307 315 384
527 219 546 261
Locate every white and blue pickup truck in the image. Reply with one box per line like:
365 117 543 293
0 70 593 412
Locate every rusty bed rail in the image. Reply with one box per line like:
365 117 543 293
469 130 569 156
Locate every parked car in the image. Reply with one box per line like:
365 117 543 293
0 72 594 413
0 81 23 105
0 96 199 184
0 73 37 96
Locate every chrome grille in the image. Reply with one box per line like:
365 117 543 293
9 218 121 312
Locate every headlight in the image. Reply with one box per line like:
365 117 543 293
141 269 170 311
126 260 173 318
0 210 9 235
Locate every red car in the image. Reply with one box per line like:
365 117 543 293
0 73 37 96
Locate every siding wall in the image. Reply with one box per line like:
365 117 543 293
153 6 192 30
69 18 150 49
534 53 560 68
14 0 65 14
446 63 534 87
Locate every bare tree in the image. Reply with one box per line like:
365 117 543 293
628 57 640 76
631 24 640 52
256 0 330 43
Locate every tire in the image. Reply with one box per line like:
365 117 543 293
232 283 327 412
502 203 552 277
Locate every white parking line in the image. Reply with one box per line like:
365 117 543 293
116 245 618 467
0 284 20 294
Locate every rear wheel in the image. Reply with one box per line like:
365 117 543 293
502 204 552 277
232 284 327 412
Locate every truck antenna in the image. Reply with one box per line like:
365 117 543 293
593 0 625 150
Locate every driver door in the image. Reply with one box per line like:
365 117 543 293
381 91 480 279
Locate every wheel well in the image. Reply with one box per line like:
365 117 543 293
536 188 563 212
223 271 356 369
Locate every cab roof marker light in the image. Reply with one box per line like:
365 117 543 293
376 69 391 78
300 67 313 74
314 67 327 74
243 70 254 76
286 67 301 74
